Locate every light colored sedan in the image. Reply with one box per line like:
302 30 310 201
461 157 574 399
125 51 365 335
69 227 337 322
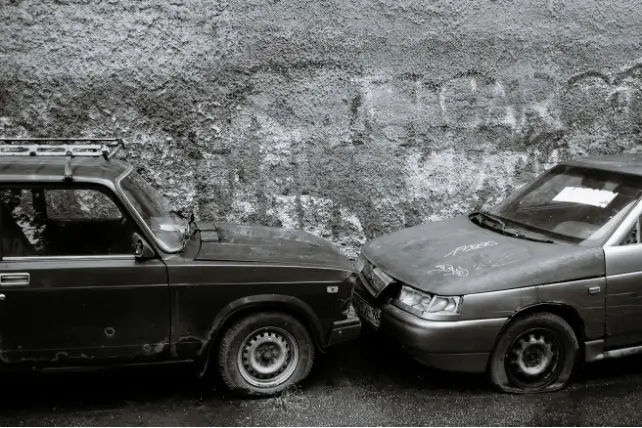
353 154 642 393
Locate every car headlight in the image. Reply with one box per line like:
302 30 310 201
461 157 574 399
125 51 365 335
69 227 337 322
396 285 462 319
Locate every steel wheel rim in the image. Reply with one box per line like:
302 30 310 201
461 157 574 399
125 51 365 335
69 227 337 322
504 328 564 389
237 326 300 388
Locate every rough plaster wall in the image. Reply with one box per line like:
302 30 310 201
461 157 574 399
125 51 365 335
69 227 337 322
2 0 642 258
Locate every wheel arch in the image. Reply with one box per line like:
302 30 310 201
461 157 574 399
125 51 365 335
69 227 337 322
486 302 585 393
492 302 587 356
202 294 325 360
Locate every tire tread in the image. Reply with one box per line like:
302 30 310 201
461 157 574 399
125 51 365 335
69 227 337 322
216 311 315 397
489 311 578 393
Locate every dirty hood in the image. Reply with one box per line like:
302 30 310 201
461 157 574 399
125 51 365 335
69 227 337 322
361 215 605 295
194 222 352 271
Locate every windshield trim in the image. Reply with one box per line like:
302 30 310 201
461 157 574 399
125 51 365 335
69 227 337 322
115 166 185 254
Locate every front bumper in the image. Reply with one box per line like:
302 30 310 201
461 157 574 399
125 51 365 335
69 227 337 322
326 314 362 346
354 289 507 373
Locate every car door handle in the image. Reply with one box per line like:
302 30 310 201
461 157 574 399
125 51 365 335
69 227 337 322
0 273 30 287
588 286 601 295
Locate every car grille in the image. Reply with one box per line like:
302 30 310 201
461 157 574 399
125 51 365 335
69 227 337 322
358 267 378 297
357 257 397 298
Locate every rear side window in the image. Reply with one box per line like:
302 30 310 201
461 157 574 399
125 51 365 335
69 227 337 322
1 189 44 257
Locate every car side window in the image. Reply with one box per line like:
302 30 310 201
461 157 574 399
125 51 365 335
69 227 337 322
1 186 134 257
620 219 639 246
1 189 44 257
45 189 122 221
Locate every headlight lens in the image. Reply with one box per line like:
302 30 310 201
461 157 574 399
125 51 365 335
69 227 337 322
396 285 462 318
398 286 433 312
428 296 461 313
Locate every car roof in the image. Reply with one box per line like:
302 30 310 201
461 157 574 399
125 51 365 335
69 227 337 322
561 154 642 177
0 156 131 183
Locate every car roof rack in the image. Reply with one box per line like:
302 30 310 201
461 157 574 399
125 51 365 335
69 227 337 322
0 138 125 182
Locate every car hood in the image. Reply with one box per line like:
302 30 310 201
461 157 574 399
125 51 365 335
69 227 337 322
194 222 353 271
361 215 605 295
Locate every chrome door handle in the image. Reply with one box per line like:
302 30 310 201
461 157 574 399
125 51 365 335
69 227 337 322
588 286 601 295
0 273 30 287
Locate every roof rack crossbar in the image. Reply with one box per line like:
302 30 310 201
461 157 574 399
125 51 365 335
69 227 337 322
64 156 73 181
0 138 125 160
0 145 110 158
0 138 122 142
0 138 125 182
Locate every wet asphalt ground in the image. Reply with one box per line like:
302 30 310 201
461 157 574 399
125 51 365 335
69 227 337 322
2 334 642 426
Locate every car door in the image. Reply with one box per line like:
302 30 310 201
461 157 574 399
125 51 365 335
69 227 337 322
0 183 170 365
604 210 642 349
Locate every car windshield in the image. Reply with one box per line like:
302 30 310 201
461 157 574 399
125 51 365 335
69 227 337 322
118 170 185 252
487 164 642 246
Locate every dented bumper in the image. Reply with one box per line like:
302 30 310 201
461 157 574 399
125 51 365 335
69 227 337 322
326 315 362 346
353 288 506 373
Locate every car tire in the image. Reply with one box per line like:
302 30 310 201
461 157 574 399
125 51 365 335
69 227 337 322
488 312 579 394
217 311 315 397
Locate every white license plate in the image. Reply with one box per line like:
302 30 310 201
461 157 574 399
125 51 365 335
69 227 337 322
353 294 381 329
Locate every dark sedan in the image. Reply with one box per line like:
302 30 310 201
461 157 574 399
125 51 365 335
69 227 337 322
0 138 361 397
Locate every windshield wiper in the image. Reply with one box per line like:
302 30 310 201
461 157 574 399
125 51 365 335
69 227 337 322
470 211 554 244
188 214 200 238
505 227 555 244
470 211 506 232
171 208 199 246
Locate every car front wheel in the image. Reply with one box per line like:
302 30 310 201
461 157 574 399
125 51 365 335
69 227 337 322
488 312 579 393
217 311 315 397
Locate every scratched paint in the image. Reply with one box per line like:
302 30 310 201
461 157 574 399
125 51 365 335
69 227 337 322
473 252 530 270
444 241 498 257
426 264 470 278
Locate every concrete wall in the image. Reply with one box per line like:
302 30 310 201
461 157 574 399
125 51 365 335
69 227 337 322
2 0 642 258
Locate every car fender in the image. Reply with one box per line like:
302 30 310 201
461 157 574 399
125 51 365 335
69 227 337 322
490 301 588 355
473 277 603 353
201 294 325 356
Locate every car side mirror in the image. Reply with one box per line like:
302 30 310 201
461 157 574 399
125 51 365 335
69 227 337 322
132 233 155 259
